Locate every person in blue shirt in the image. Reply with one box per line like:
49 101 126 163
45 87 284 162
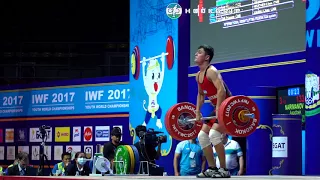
51 152 71 176
174 138 206 176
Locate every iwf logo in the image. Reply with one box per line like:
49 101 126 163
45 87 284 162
306 0 320 48
306 0 320 23
166 3 182 19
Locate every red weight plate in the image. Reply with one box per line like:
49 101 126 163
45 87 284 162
166 103 192 141
166 36 174 70
165 105 178 140
134 46 140 80
166 102 202 141
218 96 260 137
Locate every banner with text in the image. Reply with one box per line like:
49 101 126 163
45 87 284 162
0 83 130 118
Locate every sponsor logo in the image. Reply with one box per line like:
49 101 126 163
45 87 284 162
84 127 92 142
5 129 14 143
29 127 52 142
55 127 70 142
72 127 81 142
305 73 320 116
272 136 288 158
95 126 110 141
17 129 26 142
0 129 3 143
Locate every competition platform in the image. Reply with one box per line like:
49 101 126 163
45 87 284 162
1 176 320 180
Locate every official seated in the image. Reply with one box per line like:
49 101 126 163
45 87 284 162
66 152 91 176
3 156 19 175
51 152 71 176
7 152 34 176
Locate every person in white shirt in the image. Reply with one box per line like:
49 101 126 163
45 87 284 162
213 133 244 175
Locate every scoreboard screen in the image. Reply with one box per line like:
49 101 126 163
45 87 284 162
276 85 305 128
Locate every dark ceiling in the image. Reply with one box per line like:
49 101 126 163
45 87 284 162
1 1 130 86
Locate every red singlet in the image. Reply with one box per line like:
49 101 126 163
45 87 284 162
197 65 231 107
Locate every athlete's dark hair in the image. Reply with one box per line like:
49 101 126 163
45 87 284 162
198 44 214 63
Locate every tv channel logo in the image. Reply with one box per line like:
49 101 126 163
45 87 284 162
95 126 110 142
166 3 182 19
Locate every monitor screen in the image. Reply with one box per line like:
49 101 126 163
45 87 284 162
276 85 305 128
190 0 305 65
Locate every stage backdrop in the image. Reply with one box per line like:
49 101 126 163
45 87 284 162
186 0 308 176
305 0 320 175
129 0 189 175
0 76 130 168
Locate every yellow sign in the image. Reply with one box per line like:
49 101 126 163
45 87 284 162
55 127 70 142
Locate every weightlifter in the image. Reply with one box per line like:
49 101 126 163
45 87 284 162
194 44 232 178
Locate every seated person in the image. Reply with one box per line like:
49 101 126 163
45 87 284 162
51 152 71 175
3 156 19 175
7 152 33 176
66 152 91 176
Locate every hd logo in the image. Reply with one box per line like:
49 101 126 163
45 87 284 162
306 0 320 48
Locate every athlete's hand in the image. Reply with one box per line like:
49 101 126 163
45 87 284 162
196 111 202 122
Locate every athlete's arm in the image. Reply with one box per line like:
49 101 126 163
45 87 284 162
196 73 205 114
207 67 226 109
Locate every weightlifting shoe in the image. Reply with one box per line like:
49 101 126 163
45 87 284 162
211 168 231 178
196 167 219 178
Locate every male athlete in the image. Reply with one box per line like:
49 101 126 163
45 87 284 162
194 44 232 178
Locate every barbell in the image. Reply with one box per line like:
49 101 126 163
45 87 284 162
165 95 261 141
131 36 175 80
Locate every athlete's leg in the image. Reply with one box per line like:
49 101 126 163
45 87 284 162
198 123 215 167
209 123 230 178
210 123 226 168
196 122 219 178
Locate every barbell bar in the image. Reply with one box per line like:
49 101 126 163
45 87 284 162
187 113 255 122
141 52 169 62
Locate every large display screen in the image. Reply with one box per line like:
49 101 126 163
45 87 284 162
277 85 305 128
190 0 305 65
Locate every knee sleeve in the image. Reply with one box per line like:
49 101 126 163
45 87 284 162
198 130 211 149
209 129 222 146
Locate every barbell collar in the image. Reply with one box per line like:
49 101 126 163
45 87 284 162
187 113 255 122
141 52 169 62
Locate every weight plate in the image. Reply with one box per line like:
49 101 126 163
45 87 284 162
166 36 174 70
134 46 141 80
129 145 140 174
131 52 136 76
114 145 131 174
125 145 135 174
165 104 176 139
218 95 260 137
165 102 202 141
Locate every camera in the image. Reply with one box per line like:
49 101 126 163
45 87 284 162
139 128 167 147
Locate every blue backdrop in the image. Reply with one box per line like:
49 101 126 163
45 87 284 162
0 76 130 170
0 83 129 117
129 0 179 160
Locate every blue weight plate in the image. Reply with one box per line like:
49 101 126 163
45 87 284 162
130 145 140 174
